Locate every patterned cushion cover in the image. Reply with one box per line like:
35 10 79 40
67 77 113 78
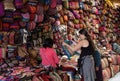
111 55 117 65
116 55 120 65
102 68 111 81
112 65 120 75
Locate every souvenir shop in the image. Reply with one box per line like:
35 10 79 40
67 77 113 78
0 0 120 81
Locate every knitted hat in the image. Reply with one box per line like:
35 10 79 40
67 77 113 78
99 26 106 32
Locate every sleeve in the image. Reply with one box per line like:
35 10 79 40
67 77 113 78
93 50 101 67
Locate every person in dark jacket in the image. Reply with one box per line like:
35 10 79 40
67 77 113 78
93 50 103 81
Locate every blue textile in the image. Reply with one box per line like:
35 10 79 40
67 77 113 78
93 50 101 67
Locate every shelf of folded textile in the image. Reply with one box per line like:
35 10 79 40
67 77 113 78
100 50 120 81
109 53 120 76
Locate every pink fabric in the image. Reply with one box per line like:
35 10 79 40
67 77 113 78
39 48 59 68
50 0 57 8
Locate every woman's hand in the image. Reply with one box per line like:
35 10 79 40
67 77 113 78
96 67 99 71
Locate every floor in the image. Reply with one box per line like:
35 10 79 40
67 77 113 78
108 72 120 81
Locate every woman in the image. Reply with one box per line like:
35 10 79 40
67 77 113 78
62 28 96 81
39 38 59 68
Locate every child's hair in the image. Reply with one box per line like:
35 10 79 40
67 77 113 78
43 38 54 48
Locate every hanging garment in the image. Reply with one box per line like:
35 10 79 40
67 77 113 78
20 28 29 44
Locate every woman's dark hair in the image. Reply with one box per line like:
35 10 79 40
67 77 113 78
43 38 54 48
79 28 95 53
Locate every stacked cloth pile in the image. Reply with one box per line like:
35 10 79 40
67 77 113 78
101 54 120 81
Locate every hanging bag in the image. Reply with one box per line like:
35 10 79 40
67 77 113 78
14 0 23 9
17 46 29 58
50 0 57 8
0 2 5 17
3 0 16 11
2 11 14 23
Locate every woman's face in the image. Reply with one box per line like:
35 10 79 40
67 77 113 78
79 33 86 40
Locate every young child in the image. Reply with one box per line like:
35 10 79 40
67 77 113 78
39 38 59 68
